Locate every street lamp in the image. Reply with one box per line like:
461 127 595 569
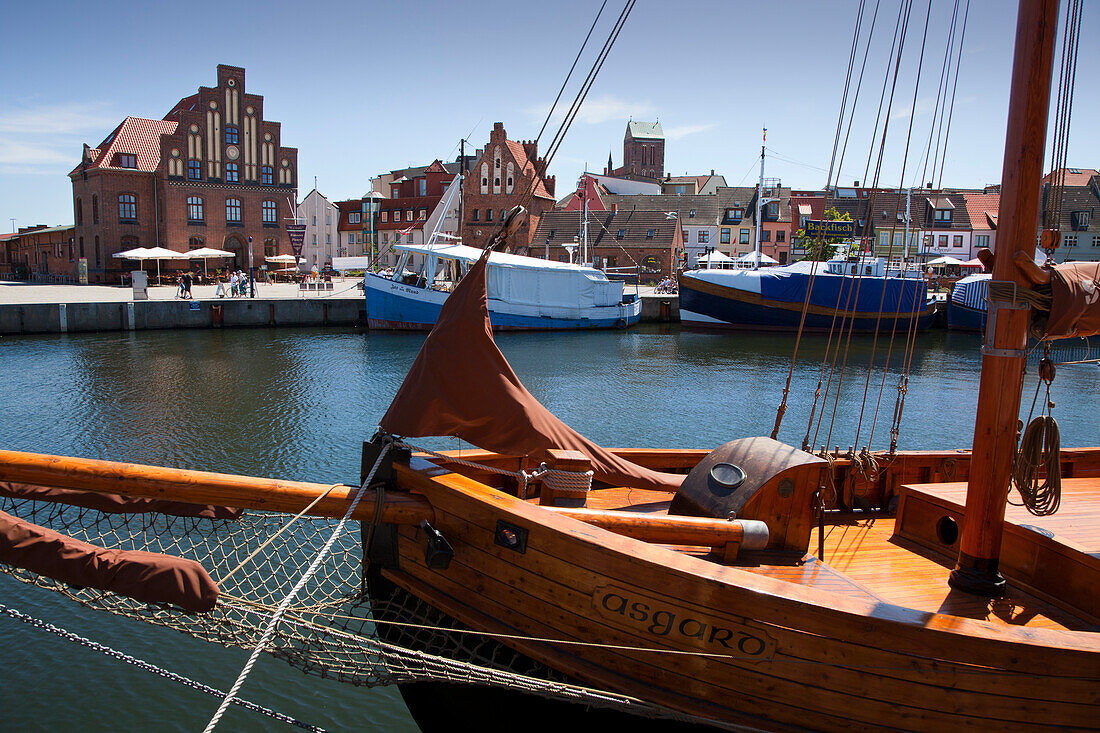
247 235 255 298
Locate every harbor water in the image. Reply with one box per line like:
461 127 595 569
1 325 1098 731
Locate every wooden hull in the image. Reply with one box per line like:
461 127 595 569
383 454 1100 732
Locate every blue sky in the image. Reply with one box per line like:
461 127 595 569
1 0 1096 230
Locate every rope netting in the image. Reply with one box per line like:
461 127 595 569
0 493 724 728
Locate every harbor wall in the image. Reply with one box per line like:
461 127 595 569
0 295 680 335
0 299 367 335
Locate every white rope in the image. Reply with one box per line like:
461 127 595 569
202 441 392 733
0 603 324 732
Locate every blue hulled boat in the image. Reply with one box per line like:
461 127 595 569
678 255 936 333
365 242 641 331
946 273 991 331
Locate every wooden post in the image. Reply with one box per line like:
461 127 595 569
538 449 591 507
949 0 1060 596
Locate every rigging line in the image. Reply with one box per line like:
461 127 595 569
880 0 937 452
919 0 962 191
863 0 910 184
544 0 636 167
202 443 391 733
836 0 888 192
1048 0 1082 232
934 0 971 190
0 604 325 732
482 0 632 252
778 0 874 443
1048 0 1073 228
535 0 609 144
826 0 868 194
542 0 633 166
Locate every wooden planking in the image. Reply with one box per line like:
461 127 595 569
812 514 1086 630
386 515 1095 732
391 460 1100 729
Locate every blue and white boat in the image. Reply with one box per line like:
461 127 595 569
946 273 990 331
678 254 936 333
365 241 641 331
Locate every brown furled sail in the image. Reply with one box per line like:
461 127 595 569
380 251 684 493
0 510 218 613
1039 261 1100 339
0 481 243 520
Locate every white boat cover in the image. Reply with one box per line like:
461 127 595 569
395 242 623 309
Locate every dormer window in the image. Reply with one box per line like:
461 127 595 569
116 153 137 168
349 212 361 224
766 202 779 219
617 229 625 238
689 209 696 218
934 209 952 223
646 229 655 238
1071 210 1091 230
392 187 400 199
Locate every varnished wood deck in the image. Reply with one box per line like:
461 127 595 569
556 481 1100 633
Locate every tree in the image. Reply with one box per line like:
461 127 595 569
797 207 852 261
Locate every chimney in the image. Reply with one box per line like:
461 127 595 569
711 169 715 176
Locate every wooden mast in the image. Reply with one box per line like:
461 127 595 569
949 0 1060 595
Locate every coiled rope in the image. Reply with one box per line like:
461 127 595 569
1012 415 1062 517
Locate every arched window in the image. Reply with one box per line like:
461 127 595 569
261 165 273 185
262 200 277 224
480 163 488 194
187 196 204 222
94 235 100 267
92 195 99 224
188 160 201 180
225 162 239 183
118 193 137 221
263 238 277 258
225 125 239 145
75 198 83 225
188 236 204 250
494 177 500 187
226 198 242 223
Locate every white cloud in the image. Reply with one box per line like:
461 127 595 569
664 123 717 140
0 141 74 166
889 97 937 122
0 102 117 136
525 95 656 127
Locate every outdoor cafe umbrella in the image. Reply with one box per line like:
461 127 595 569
697 250 734 268
187 246 234 276
737 251 780 266
927 255 967 267
265 254 298 263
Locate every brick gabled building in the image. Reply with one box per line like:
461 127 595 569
70 64 298 282
460 122 556 253
608 121 665 180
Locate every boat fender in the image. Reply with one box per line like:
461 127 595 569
615 318 628 329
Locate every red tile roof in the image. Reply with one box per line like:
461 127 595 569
959 192 1001 231
70 117 177 176
1042 168 1099 187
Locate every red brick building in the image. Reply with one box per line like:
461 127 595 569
532 209 682 279
460 122 556 253
8 225 76 280
607 121 665 180
70 64 298 282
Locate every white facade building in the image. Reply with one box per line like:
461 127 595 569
296 189 340 271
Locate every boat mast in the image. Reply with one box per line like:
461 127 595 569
948 0 1060 596
753 128 765 270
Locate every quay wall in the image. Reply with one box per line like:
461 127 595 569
0 299 367 335
0 295 680 335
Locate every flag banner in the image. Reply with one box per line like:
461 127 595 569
286 224 307 257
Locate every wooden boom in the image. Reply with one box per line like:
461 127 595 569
0 449 434 525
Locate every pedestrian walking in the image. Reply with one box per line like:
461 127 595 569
229 271 239 297
182 272 193 300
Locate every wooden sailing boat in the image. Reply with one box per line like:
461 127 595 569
1 1 1098 731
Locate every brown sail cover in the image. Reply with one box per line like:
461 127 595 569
380 251 684 493
1041 261 1100 339
0 510 218 613
0 481 243 520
